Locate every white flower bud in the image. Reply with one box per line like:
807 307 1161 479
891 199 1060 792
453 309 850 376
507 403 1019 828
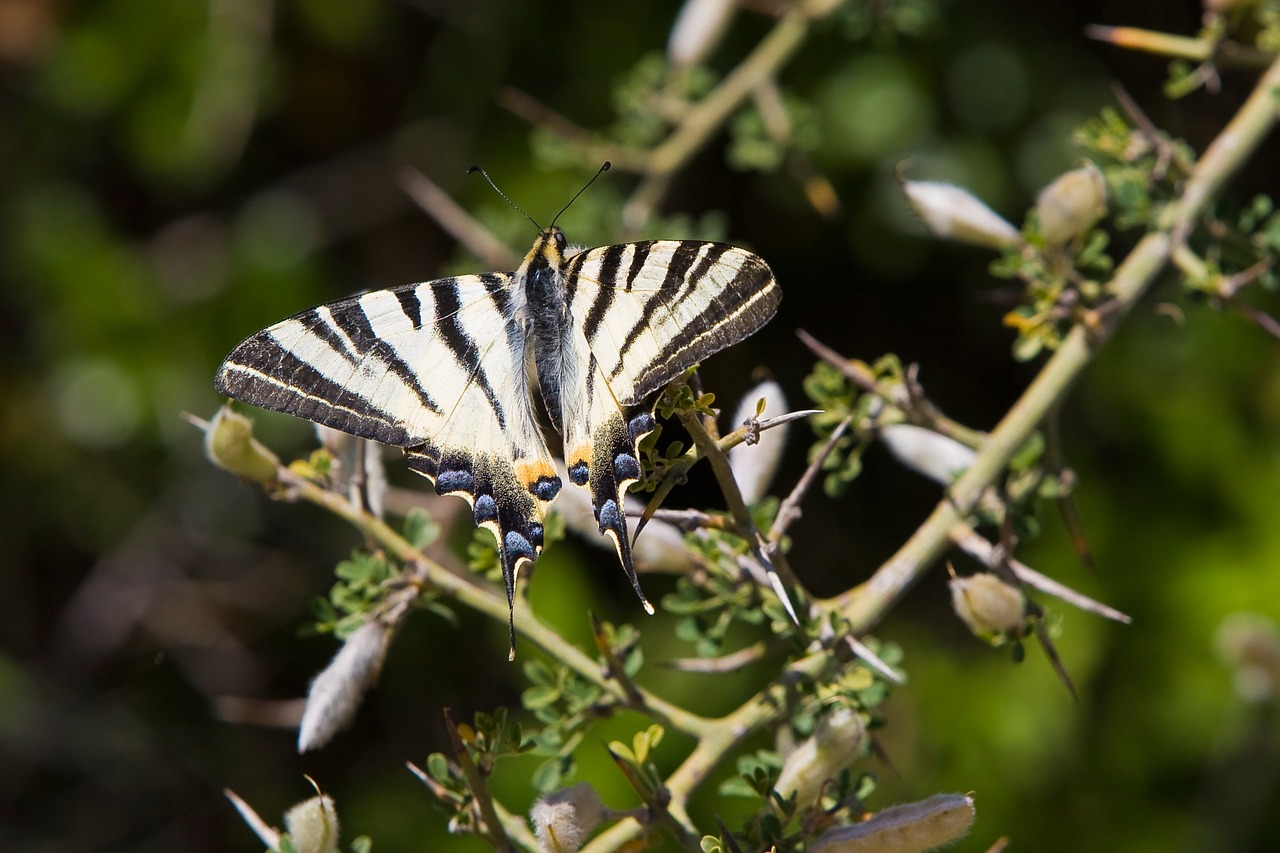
1035 161 1107 245
284 794 340 853
809 793 975 853
667 0 736 67
881 424 976 485
205 404 280 483
901 180 1020 250
1215 612 1280 702
530 782 606 853
773 707 866 811
727 379 789 504
297 620 390 752
950 572 1025 640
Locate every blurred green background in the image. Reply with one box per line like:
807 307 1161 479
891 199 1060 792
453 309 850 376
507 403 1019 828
3 0 1280 850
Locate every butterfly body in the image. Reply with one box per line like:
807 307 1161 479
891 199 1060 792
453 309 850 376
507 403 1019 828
216 225 779 654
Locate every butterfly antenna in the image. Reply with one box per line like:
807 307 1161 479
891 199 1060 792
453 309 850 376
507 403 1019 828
550 161 611 227
467 165 541 231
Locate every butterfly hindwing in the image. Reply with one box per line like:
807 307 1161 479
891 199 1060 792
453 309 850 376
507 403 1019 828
552 238 778 608
557 341 658 614
215 273 559 651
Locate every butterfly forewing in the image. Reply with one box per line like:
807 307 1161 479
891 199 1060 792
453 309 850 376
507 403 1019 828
563 240 780 405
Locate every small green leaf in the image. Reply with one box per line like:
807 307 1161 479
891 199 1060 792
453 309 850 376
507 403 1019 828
426 752 451 782
608 741 636 764
523 685 560 711
402 508 439 549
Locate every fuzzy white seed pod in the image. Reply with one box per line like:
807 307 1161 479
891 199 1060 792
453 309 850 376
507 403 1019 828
1215 612 1280 702
205 404 280 483
808 793 976 853
530 782 607 853
1035 161 1107 245
901 180 1021 250
667 0 736 67
881 424 976 485
297 620 390 752
727 379 789 505
773 707 866 811
950 573 1025 639
284 794 340 853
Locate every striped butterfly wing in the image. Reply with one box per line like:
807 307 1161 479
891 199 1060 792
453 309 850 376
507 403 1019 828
565 241 780 404
556 240 780 602
214 273 559 651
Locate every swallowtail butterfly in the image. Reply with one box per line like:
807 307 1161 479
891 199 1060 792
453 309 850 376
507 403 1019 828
215 175 780 655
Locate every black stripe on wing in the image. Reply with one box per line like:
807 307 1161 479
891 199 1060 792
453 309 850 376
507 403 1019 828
435 278 508 430
321 296 445 417
625 255 779 401
582 244 625 343
215 335 417 446
566 242 779 403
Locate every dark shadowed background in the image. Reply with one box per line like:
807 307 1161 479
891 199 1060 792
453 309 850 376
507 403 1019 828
3 0 1280 850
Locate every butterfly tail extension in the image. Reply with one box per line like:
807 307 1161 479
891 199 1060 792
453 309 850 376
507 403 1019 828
406 443 559 659
570 411 658 615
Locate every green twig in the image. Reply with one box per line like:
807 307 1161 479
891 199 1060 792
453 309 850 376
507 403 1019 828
622 0 847 229
443 709 514 852
276 467 717 739
1084 24 1275 68
581 650 836 853
830 56 1280 631
675 407 807 618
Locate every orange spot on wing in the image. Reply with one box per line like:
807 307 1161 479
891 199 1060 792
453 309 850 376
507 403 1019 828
514 459 557 488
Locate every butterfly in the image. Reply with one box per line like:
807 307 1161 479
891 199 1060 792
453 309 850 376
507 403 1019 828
215 184 780 657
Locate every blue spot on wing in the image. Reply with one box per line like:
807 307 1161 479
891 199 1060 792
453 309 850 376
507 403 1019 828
504 531 535 560
531 475 562 501
628 413 656 441
598 498 622 533
613 453 640 482
473 494 498 523
437 469 474 495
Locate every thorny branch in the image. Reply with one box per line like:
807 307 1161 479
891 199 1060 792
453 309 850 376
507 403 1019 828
832 56 1280 631
213 9 1280 848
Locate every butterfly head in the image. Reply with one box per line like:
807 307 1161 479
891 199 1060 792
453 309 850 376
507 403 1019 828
523 227 571 307
541 226 568 255
528 226 569 272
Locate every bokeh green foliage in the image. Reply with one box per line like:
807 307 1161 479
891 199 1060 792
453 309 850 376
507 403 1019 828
5 0 1280 851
